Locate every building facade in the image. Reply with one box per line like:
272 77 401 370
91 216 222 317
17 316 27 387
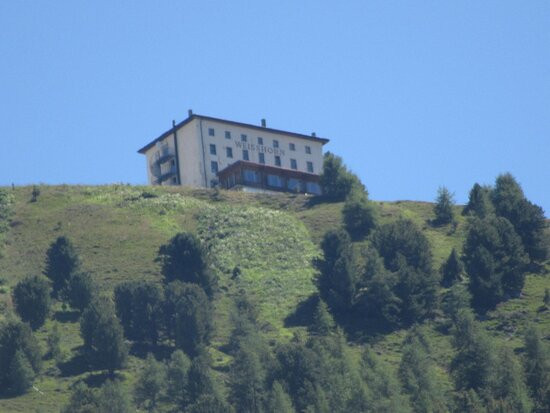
138 112 329 194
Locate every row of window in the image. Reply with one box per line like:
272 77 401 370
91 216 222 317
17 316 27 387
207 128 312 154
210 159 314 174
239 169 321 194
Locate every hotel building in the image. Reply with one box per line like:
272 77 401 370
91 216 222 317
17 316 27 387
137 111 329 194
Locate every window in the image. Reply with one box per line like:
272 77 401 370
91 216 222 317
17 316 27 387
306 182 321 195
211 161 218 173
244 169 260 183
289 143 296 151
226 147 233 158
209 144 216 155
305 145 311 154
307 161 314 173
208 128 215 136
257 137 263 145
225 131 231 139
288 178 301 192
259 153 265 164
273 139 279 148
274 156 281 167
290 159 297 170
241 134 247 142
267 174 283 188
243 150 249 161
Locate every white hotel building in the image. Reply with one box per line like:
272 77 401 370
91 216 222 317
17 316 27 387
138 111 329 194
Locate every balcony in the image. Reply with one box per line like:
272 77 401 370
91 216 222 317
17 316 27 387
154 148 175 165
158 166 177 183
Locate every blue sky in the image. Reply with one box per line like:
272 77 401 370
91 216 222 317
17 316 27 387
1 1 549 213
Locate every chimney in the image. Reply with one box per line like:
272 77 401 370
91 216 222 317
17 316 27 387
261 118 266 128
172 120 176 128
311 132 316 137
188 109 193 117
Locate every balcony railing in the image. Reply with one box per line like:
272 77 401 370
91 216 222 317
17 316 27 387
158 166 177 183
155 149 175 165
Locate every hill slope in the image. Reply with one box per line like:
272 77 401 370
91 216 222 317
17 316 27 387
0 185 548 412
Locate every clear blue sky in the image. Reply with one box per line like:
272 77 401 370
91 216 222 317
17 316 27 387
1 1 549 213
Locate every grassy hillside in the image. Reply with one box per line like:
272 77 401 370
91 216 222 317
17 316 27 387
0 185 548 412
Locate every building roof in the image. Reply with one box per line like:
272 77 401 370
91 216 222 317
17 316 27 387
137 113 330 154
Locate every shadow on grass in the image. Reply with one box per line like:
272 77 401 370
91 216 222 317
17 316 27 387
284 294 319 327
59 352 89 377
54 310 80 323
83 371 124 388
129 341 173 361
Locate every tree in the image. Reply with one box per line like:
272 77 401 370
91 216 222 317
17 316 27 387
342 195 377 240
31 185 40 202
358 271 401 329
450 310 495 392
47 322 63 363
97 380 133 413
463 216 529 311
398 329 447 412
9 350 36 395
316 230 356 314
158 232 216 296
80 297 128 373
61 382 99 413
492 173 547 263
172 283 213 357
229 346 267 413
187 352 218 404
488 345 532 413
442 283 472 324
433 186 455 226
114 281 164 345
309 299 335 336
65 272 96 312
266 381 295 413
187 394 232 413
544 288 550 309
44 236 81 297
440 248 463 288
462 183 493 218
319 152 363 201
135 353 166 412
166 349 191 408
12 275 51 329
0 319 42 395
523 326 550 412
373 219 433 274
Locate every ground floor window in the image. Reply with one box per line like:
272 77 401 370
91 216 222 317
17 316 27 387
267 174 283 188
288 178 301 192
243 169 260 183
306 182 321 194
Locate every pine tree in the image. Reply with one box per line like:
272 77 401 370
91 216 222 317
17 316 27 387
158 232 217 296
44 236 81 297
316 230 356 314
266 381 295 413
342 195 377 240
134 353 166 412
47 322 62 363
65 272 96 312
97 380 133 413
12 275 52 329
9 350 35 395
309 299 335 336
433 186 455 226
166 349 191 408
463 183 493 218
319 151 363 201
440 248 463 288
523 325 550 412
229 347 267 413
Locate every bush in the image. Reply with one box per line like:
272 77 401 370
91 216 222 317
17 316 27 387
12 275 52 329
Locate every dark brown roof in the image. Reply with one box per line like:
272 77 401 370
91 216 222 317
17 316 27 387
137 114 330 154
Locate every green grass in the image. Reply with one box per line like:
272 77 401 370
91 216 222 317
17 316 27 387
0 185 548 412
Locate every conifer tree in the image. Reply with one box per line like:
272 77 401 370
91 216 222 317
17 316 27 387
166 349 191 408
65 272 96 312
462 183 493 218
266 381 295 413
158 232 217 296
12 275 51 329
342 193 377 240
97 380 133 413
319 151 363 201
9 350 36 395
135 353 166 412
523 325 550 412
44 236 81 297
440 248 463 288
433 186 455 226
309 299 335 336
